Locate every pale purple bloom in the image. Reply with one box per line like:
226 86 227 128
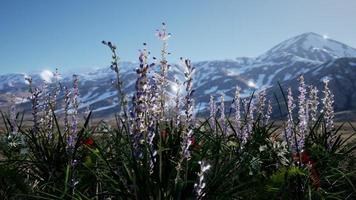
241 97 254 145
147 78 159 173
322 79 335 141
285 87 295 151
132 45 151 158
265 99 272 125
233 86 242 139
41 81 54 139
102 40 128 119
52 68 61 109
256 90 266 118
25 76 41 132
156 22 171 41
9 95 18 134
219 93 227 135
209 95 217 131
173 80 181 127
182 58 195 159
297 75 307 151
68 75 79 150
63 86 71 134
155 23 171 120
194 160 211 198
246 96 255 136
309 85 319 124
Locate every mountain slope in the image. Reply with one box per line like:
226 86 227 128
1 32 356 119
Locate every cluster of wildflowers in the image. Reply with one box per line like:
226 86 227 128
194 160 211 198
2 23 348 199
281 76 337 154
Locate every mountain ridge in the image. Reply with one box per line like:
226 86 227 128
1 32 356 119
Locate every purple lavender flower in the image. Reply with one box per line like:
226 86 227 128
194 160 211 198
146 78 160 173
41 81 55 139
102 40 128 119
7 95 19 147
265 99 272 125
234 86 242 139
68 75 79 150
173 80 181 127
245 96 255 139
219 93 227 135
240 97 254 146
51 68 61 109
132 44 151 158
182 58 195 159
63 86 71 134
209 95 217 132
155 22 171 120
285 87 295 151
156 22 171 41
256 90 266 118
309 85 319 124
297 75 307 151
25 76 41 133
9 95 18 134
322 79 335 141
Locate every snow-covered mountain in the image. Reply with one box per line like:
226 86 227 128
257 32 356 63
1 32 356 119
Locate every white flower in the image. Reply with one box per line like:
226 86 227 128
259 145 267 152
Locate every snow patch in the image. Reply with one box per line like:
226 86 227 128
40 70 54 83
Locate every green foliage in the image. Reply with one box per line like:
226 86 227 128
0 109 356 199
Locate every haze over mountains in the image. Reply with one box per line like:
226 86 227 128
1 32 356 119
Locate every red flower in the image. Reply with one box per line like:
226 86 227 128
191 136 201 150
160 130 168 140
292 150 320 189
191 137 196 146
83 137 94 146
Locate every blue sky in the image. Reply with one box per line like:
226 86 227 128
1 0 356 74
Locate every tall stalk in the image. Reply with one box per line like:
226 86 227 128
102 41 128 120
